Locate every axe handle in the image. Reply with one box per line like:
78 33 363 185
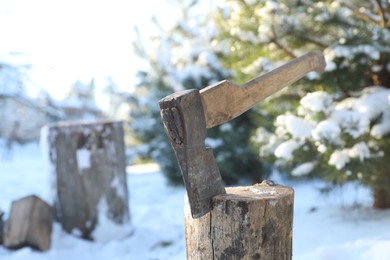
201 51 326 128
242 51 325 92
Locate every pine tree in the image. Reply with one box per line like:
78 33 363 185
129 0 266 185
214 0 390 92
212 0 390 207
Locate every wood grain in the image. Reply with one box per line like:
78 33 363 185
201 51 326 128
4 195 53 251
185 182 294 260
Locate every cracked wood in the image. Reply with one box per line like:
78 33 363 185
185 182 294 260
159 89 226 218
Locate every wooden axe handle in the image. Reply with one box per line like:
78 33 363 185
201 51 326 128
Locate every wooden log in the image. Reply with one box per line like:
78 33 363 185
3 195 53 251
185 181 294 260
42 120 130 240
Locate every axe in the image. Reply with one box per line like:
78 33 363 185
159 51 326 218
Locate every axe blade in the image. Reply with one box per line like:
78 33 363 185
159 90 226 218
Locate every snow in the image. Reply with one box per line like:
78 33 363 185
328 149 351 170
205 137 223 149
324 60 337 71
0 64 25 96
328 141 377 170
243 0 257 6
291 161 316 177
0 141 186 259
242 56 272 75
276 114 313 139
285 115 313 139
328 87 390 140
39 126 57 205
326 45 380 61
312 119 341 143
91 197 133 243
110 176 127 200
371 111 390 137
352 88 390 138
266 87 390 173
349 142 371 162
250 188 279 196
76 148 91 171
219 123 233 132
300 91 333 113
274 139 302 160
1 141 390 259
353 87 390 120
331 109 370 138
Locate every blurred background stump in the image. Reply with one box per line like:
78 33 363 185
3 195 53 251
42 120 130 240
185 182 294 260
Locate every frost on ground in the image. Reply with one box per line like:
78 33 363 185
1 141 390 259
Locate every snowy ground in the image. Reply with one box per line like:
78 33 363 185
0 141 390 259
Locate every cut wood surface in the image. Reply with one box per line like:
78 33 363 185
3 195 53 251
185 182 294 260
44 120 130 240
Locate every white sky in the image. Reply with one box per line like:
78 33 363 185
0 0 178 108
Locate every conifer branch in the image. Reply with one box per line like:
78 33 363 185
269 19 296 59
299 35 328 48
375 0 388 28
339 0 381 24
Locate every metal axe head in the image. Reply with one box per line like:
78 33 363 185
159 52 326 218
159 90 226 218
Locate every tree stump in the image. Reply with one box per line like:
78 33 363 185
185 181 294 260
3 195 53 251
42 120 130 240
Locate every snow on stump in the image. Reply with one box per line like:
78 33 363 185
42 120 131 241
3 195 53 251
185 181 294 260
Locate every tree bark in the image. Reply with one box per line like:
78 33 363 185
185 181 294 260
373 187 390 209
43 120 130 240
3 195 53 251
